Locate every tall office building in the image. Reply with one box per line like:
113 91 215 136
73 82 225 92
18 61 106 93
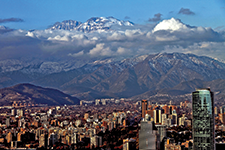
154 108 162 124
142 100 148 118
171 109 177 125
192 88 215 150
139 120 157 150
155 124 167 150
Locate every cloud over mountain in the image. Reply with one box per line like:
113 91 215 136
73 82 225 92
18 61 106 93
0 17 224 62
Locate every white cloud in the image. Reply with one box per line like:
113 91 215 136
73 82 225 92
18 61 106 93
91 37 98 40
153 18 189 33
71 34 88 40
125 29 144 38
155 35 178 42
107 32 125 41
162 42 225 60
89 43 113 56
0 17 224 61
116 47 127 54
25 31 36 38
48 35 71 41
68 51 84 57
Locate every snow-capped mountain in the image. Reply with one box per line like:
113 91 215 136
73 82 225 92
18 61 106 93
48 16 134 32
0 26 8 30
49 20 82 30
1 53 225 79
0 25 12 33
1 53 225 100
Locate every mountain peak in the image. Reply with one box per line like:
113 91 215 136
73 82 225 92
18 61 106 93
48 20 82 30
0 25 9 30
48 16 134 32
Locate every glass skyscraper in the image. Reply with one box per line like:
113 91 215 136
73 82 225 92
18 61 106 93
192 88 215 150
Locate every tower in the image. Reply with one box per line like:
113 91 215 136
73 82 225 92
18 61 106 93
192 88 214 150
142 100 148 118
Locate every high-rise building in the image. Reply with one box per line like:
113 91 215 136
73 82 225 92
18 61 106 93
162 105 169 114
123 138 136 150
155 124 167 150
6 117 10 127
192 88 215 150
139 120 157 150
90 135 102 149
142 100 148 118
154 108 162 124
171 109 177 125
179 114 186 126
162 114 168 125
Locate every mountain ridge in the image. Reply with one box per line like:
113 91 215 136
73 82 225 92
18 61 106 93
1 52 225 101
48 16 134 32
0 83 80 106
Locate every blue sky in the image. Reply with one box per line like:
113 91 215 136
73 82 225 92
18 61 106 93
0 0 224 30
0 0 225 62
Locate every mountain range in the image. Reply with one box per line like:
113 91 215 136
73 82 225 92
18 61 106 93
1 52 225 102
48 16 134 32
0 16 225 102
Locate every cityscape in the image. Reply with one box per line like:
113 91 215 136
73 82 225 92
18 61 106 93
0 0 225 150
0 88 224 149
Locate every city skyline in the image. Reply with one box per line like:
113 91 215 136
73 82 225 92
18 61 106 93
0 1 225 149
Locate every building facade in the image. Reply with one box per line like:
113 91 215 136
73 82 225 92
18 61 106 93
154 108 162 124
139 121 157 150
192 88 215 150
142 100 148 118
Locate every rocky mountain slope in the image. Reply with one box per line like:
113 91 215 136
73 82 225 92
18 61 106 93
1 53 225 101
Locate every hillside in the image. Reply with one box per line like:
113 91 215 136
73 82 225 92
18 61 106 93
0 83 80 106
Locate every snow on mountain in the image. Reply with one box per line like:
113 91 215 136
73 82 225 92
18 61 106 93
0 26 9 30
48 20 82 30
1 53 225 76
2 53 225 100
0 59 90 75
48 16 134 32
